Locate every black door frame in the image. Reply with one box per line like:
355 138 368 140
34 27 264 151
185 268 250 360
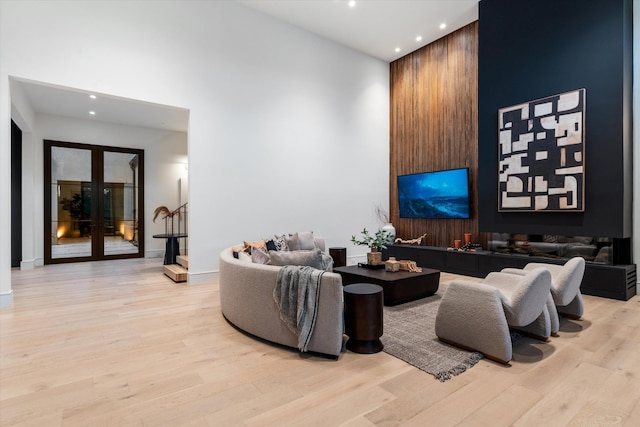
44 140 145 264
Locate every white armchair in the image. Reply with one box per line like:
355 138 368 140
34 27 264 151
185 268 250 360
502 256 586 335
435 268 552 364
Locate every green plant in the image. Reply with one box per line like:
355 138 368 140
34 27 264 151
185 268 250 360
351 228 390 251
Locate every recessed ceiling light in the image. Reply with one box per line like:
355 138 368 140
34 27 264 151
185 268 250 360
89 94 96 99
348 0 356 8
440 23 447 30
395 47 401 53
89 111 96 115
416 36 423 42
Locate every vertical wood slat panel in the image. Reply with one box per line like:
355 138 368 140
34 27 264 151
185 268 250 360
390 22 487 249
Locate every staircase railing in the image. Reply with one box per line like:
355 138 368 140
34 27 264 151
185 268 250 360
160 202 188 255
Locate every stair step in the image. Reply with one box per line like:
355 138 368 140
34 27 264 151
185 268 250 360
176 255 189 269
164 264 188 282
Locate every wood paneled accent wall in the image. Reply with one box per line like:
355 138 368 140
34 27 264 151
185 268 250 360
390 22 486 248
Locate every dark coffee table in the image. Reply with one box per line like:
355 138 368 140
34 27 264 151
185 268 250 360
334 265 440 306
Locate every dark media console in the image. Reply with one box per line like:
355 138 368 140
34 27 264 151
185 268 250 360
383 244 636 301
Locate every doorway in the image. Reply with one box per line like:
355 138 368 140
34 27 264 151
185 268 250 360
11 120 22 268
44 140 144 264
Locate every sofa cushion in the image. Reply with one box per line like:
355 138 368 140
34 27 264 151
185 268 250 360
297 231 316 250
251 247 271 264
269 248 325 269
243 239 267 254
285 233 300 251
266 234 287 251
237 251 252 263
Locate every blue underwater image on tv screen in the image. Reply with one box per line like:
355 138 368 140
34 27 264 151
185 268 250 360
397 168 470 219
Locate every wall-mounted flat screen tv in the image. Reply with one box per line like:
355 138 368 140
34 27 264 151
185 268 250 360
397 168 470 219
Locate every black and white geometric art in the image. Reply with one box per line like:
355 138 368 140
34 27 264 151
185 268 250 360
498 89 585 212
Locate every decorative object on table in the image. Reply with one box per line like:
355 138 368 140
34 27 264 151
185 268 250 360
381 223 396 243
394 233 427 245
398 260 422 273
498 88 585 212
351 228 390 266
153 205 179 222
454 239 462 249
447 242 481 252
375 205 396 244
385 257 400 272
357 262 385 270
464 233 472 245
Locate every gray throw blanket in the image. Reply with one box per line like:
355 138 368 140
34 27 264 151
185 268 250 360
273 265 324 352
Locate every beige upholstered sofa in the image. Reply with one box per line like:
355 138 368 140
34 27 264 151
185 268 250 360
218 241 345 358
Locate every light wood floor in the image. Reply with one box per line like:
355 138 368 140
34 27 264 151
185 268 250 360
2 258 639 427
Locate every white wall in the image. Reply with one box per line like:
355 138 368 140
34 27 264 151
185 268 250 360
0 0 390 300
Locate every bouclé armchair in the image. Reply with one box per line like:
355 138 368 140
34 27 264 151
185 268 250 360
502 256 586 335
435 268 552 364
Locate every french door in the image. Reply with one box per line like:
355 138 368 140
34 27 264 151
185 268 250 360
44 140 144 264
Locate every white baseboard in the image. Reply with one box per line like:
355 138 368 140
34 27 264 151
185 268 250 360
20 259 36 270
0 290 13 308
187 270 219 285
145 250 165 259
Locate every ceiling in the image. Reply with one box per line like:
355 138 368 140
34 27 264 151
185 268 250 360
12 1 478 132
239 0 479 63
12 78 190 133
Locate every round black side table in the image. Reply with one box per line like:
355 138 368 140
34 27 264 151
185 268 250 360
343 283 384 354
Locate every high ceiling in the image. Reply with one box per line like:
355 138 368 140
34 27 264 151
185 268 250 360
239 0 479 63
12 1 479 132
13 78 190 133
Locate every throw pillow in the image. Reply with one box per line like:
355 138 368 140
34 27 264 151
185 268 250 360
243 239 267 254
266 235 288 251
297 231 315 250
251 247 271 264
272 234 287 251
269 248 324 269
237 251 252 263
285 233 300 251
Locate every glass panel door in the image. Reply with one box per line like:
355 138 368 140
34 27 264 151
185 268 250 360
103 151 140 256
45 141 144 264
50 146 93 259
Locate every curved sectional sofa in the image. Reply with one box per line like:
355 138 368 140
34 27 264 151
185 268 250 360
219 243 345 358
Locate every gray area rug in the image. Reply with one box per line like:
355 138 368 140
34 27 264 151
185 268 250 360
382 294 483 382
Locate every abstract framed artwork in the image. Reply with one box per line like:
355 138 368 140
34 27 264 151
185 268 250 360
498 88 586 212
